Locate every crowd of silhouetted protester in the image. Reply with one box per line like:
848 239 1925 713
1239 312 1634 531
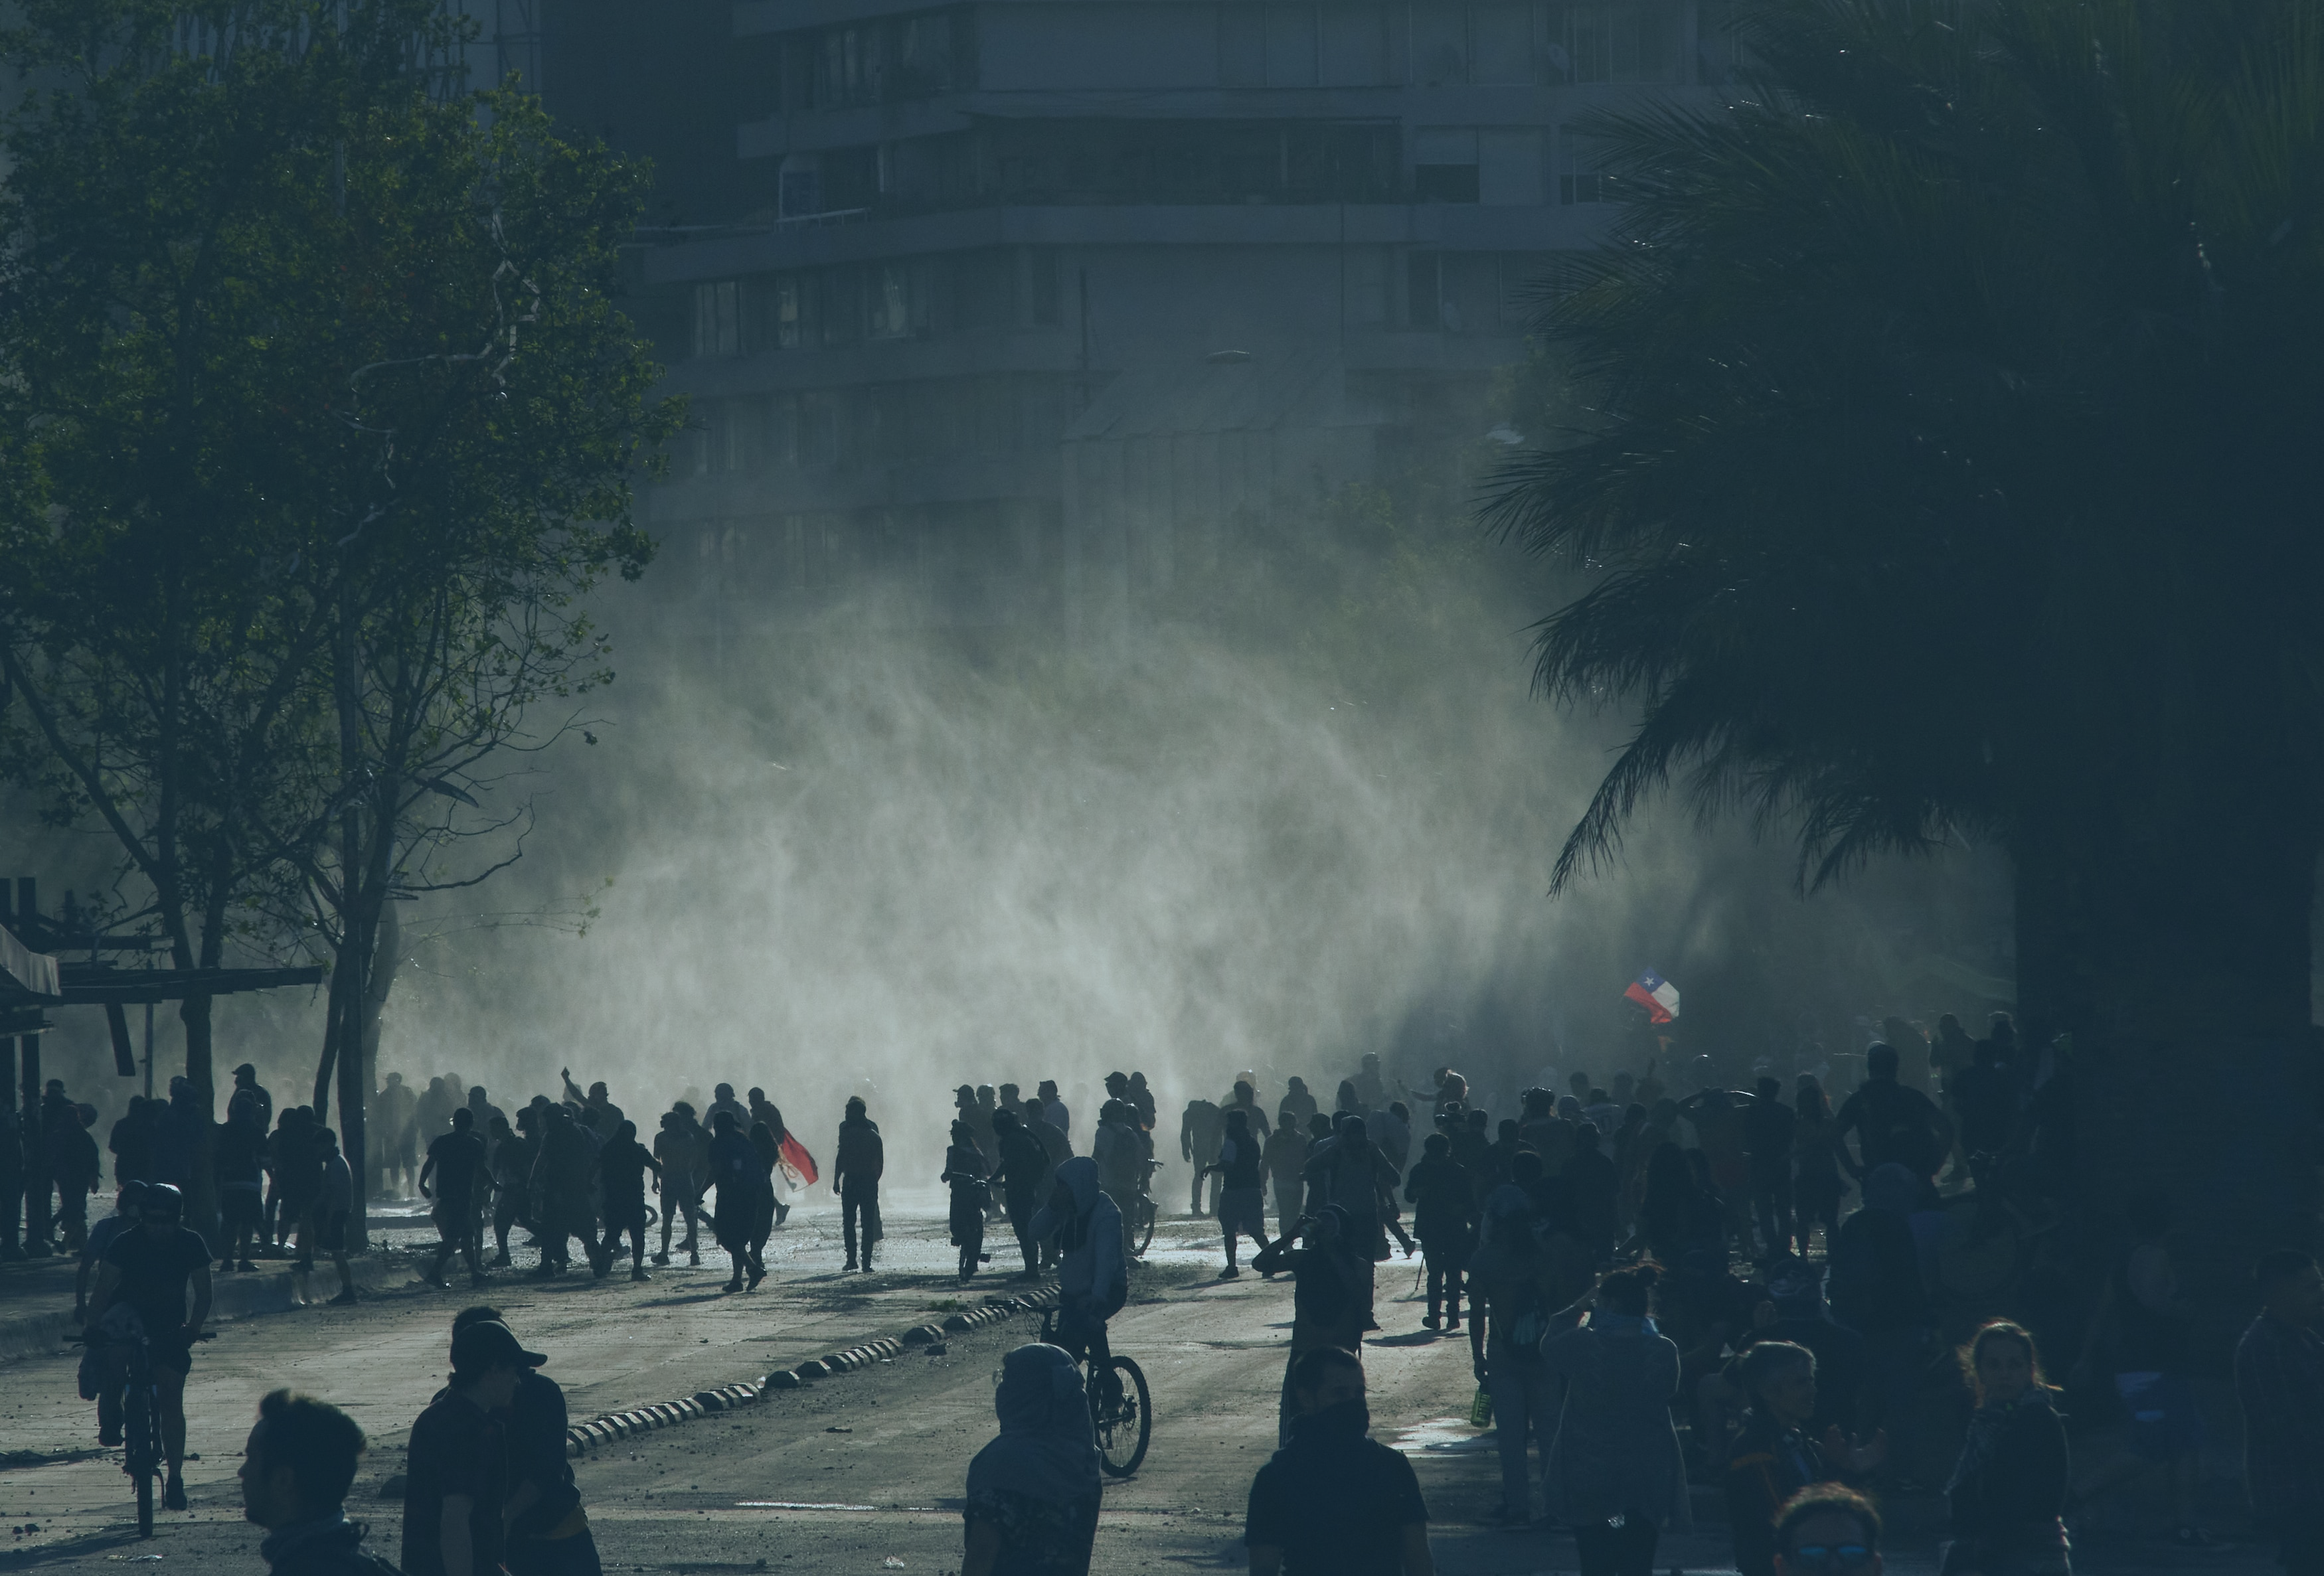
16 1018 2324 1576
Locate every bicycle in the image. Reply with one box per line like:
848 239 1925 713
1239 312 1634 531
1039 1307 1151 1477
97 1324 210 1537
1127 1161 1161 1258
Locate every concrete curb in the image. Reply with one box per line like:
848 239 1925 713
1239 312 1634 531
560 1289 1061 1459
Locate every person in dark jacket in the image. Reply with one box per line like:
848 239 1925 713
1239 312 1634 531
1402 1133 1475 1330
1200 1107 1270 1279
450 1306 599 1576
598 1120 663 1283
240 1387 398 1576
216 1103 268 1271
1253 1206 1375 1446
1827 1164 1934 1451
1264 1113 1311 1235
1244 1344 1434 1575
1724 1342 1886 1576
422 1108 489 1291
706 1110 770 1292
108 1095 158 1190
1942 1320 2070 1576
527 1105 600 1279
942 1119 991 1282
48 1102 102 1253
833 1095 885 1272
992 1108 1054 1280
1303 1115 1401 1263
1563 1121 1621 1265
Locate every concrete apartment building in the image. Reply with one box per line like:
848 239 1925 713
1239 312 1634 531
542 1 1741 640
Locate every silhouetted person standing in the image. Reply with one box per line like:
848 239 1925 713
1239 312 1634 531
833 1095 884 1273
993 1109 1052 1280
421 1109 487 1291
707 1110 769 1292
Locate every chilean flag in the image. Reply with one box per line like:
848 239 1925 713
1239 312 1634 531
1624 970 1681 1025
778 1133 819 1189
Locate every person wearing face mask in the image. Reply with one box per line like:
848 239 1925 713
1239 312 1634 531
1940 1320 2070 1576
962 1342 1103 1576
1244 1346 1434 1575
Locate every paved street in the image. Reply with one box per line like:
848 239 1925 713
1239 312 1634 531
0 1195 2276 1576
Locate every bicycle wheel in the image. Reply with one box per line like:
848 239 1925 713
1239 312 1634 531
125 1388 155 1538
1093 1356 1151 1478
1131 1198 1156 1259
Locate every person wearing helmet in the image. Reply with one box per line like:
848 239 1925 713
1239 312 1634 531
90 1181 212 1507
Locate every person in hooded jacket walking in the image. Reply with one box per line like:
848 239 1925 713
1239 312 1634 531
962 1342 1104 1576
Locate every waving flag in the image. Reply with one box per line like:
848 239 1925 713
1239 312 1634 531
1624 970 1681 1025
778 1133 819 1188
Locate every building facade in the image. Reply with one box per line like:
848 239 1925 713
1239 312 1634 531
547 1 1741 640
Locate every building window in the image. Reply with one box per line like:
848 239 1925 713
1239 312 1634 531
1557 126 1616 205
1412 127 1480 204
692 281 740 358
870 262 912 339
1408 252 1442 329
1548 3 1677 85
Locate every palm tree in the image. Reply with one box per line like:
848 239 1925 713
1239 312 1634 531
1489 0 2324 1293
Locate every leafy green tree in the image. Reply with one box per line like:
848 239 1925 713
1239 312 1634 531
0 0 677 1234
1489 0 2324 1285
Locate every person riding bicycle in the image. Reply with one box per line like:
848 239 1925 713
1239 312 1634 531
1031 1158 1129 1392
90 1180 212 1510
1092 1100 1149 1219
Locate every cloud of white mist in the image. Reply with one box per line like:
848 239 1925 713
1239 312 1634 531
361 532 1693 1162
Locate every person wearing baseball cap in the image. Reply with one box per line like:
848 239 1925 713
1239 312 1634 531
402 1320 540 1576
449 1306 599 1575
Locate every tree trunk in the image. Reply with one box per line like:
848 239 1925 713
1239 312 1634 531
313 959 347 1120
179 988 218 1247
2031 777 2321 1346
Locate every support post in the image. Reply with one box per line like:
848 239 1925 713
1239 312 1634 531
15 878 46 1257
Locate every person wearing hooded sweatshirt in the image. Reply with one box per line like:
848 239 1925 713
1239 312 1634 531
962 1342 1103 1576
1029 1158 1129 1386
1244 1345 1434 1576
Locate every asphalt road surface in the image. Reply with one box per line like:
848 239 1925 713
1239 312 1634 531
0 1193 2250 1575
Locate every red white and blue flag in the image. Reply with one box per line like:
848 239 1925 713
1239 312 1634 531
1624 970 1681 1025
